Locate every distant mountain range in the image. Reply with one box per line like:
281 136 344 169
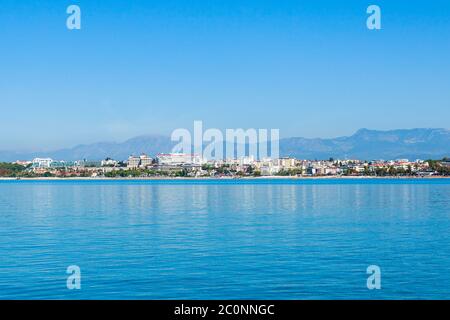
279 128 450 160
0 128 449 162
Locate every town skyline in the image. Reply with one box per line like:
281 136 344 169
3 153 449 179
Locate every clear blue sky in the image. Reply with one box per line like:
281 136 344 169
1 0 449 150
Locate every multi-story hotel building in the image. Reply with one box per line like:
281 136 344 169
156 153 202 166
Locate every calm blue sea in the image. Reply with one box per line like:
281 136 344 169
0 179 449 299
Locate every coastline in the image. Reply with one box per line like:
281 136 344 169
1 175 449 181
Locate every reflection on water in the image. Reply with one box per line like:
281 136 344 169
0 179 449 299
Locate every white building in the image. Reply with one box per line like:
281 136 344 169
239 156 255 166
32 158 53 168
139 154 153 167
157 153 203 166
101 158 118 167
260 165 281 176
127 156 141 169
275 157 296 169
127 154 153 168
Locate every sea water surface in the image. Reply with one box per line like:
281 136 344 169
0 178 449 299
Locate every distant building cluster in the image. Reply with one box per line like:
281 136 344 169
4 153 449 178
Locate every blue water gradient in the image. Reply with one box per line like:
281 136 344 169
0 179 449 299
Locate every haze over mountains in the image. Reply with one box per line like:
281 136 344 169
0 128 449 162
279 128 450 160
